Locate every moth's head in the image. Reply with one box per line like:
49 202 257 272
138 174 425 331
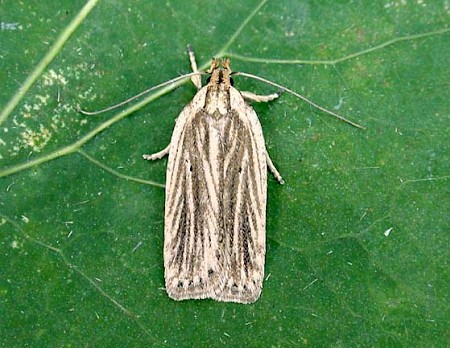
207 58 233 87
208 58 231 73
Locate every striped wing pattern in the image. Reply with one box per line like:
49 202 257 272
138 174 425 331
164 87 267 303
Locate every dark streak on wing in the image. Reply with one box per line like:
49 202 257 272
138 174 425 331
173 199 186 268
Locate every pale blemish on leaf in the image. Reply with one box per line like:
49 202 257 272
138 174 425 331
17 124 52 153
2 62 97 157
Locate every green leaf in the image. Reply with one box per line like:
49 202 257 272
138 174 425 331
1 0 448 346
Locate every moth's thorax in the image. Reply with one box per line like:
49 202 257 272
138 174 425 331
204 58 233 116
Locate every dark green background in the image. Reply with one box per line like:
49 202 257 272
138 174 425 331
1 0 448 346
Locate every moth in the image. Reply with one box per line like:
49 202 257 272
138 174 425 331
143 47 284 304
79 46 362 304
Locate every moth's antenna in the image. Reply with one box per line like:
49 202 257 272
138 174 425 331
77 71 204 116
234 71 365 130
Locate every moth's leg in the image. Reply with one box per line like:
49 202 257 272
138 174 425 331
266 151 285 184
242 89 284 182
187 45 202 90
241 91 282 103
142 144 170 161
